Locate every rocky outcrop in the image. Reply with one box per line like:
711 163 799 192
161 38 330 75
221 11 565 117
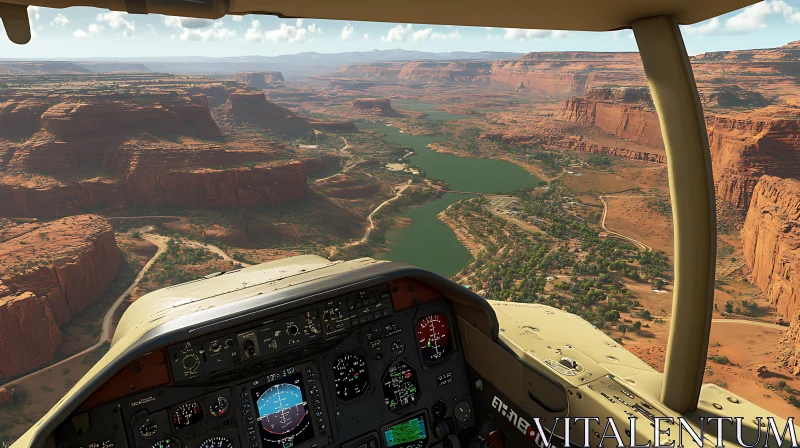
187 84 231 108
0 215 120 378
741 176 800 374
121 161 310 209
707 113 800 209
0 292 62 379
220 91 311 135
558 87 664 149
352 98 396 116
234 72 285 88
313 172 383 199
0 178 118 218
0 98 54 140
699 86 770 109
39 95 222 139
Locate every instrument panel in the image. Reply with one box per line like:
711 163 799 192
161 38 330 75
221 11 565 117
54 281 475 448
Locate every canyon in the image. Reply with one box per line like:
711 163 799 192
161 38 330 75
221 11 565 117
0 80 354 218
0 215 120 379
743 176 800 374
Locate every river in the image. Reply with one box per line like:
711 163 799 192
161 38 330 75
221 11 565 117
357 120 541 278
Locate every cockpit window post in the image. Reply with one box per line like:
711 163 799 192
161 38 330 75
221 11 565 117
631 15 717 414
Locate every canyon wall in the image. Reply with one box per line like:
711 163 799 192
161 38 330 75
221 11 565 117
338 52 645 95
558 87 800 210
559 87 664 149
0 215 120 378
742 176 800 374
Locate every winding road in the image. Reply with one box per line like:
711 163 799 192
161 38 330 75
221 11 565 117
599 195 652 251
356 180 413 245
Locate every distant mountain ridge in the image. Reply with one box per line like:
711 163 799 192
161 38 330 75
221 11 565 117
0 49 524 79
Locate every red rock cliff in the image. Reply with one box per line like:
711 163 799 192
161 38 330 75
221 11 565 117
742 176 800 374
352 98 396 116
707 114 800 209
0 215 120 378
234 72 285 88
559 87 664 149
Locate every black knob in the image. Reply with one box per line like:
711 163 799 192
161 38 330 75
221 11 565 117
244 340 256 358
288 324 299 336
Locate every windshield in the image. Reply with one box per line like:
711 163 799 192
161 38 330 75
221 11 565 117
1 5 800 443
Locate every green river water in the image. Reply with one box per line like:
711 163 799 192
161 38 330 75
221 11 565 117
357 120 541 278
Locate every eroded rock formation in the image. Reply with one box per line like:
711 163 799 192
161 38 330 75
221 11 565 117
559 87 664 148
0 215 120 378
234 72 285 88
742 176 800 374
352 98 397 116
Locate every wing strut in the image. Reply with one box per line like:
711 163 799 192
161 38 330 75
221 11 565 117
632 15 717 414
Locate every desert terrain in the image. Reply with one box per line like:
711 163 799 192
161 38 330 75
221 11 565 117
2 40 800 442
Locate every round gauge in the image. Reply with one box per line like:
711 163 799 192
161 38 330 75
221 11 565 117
209 396 229 417
391 340 405 356
382 360 420 411
333 353 369 400
199 436 235 448
454 401 472 423
139 420 159 439
416 314 453 365
171 402 203 429
151 438 179 448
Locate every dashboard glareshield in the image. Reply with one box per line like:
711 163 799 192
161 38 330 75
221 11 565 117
252 372 315 448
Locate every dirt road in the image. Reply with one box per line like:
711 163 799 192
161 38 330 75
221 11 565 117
0 231 168 389
599 195 653 251
0 225 249 389
357 180 413 244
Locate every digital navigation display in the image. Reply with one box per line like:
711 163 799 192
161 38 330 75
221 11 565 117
384 414 429 448
251 372 315 448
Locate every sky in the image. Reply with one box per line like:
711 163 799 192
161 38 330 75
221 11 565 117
0 0 799 58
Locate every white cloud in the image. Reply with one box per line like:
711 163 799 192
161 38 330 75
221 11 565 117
164 16 235 41
231 15 243 22
363 33 369 40
143 23 157 36
380 24 460 42
504 28 570 40
246 20 320 43
27 6 39 21
266 23 308 42
51 13 69 27
341 22 354 40
96 11 135 37
683 17 721 35
724 0 800 32
73 23 103 38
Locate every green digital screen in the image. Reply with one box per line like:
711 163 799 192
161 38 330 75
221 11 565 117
384 416 427 448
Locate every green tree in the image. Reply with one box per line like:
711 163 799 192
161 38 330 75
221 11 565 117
652 279 665 290
724 300 734 313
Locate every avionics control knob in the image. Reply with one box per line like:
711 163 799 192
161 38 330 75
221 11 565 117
182 353 200 371
287 324 299 336
244 340 257 358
